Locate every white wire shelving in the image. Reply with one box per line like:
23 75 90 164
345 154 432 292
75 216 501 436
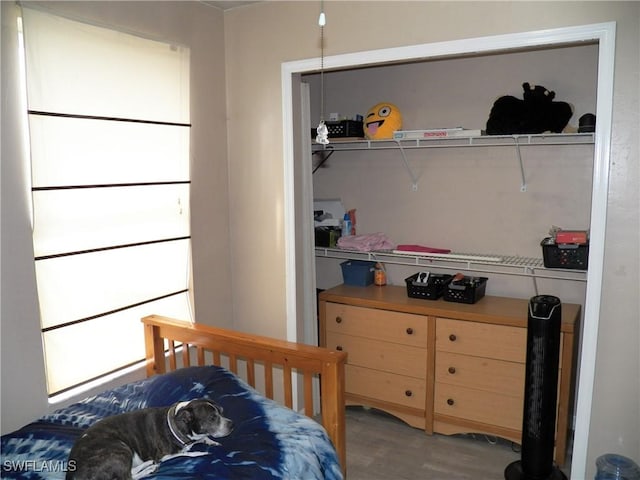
313 133 592 289
311 132 595 151
315 247 587 283
312 132 595 191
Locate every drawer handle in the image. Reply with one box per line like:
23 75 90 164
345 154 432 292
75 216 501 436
406 327 414 335
405 390 413 397
447 398 455 406
449 334 457 342
336 345 343 351
448 366 456 375
335 316 342 324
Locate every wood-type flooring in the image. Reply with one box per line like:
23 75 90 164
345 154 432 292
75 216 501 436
344 406 572 480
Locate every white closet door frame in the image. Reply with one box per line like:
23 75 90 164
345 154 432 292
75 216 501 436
281 22 616 480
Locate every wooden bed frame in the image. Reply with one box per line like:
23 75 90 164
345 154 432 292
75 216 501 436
142 314 348 476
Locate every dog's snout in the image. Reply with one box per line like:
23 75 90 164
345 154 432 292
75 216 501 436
224 418 234 432
218 417 233 437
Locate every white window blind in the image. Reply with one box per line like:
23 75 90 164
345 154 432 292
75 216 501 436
20 7 192 396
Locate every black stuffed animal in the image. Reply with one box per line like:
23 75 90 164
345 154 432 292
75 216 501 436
486 82 573 135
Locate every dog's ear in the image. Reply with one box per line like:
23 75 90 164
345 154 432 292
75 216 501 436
204 399 222 413
175 407 194 427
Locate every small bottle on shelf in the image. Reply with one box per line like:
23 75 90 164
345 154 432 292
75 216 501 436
374 263 387 286
342 214 352 237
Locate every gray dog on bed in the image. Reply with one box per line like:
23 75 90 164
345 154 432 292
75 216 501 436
66 398 233 480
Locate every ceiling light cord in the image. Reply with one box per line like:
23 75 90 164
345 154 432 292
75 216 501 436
320 18 325 123
315 1 329 145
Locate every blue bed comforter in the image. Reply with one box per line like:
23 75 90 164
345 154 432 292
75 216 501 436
1 366 343 480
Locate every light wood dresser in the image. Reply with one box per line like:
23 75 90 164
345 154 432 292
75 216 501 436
318 284 580 465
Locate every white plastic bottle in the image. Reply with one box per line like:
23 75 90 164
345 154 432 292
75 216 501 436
342 213 352 237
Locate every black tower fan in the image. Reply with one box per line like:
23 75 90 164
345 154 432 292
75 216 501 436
505 295 567 480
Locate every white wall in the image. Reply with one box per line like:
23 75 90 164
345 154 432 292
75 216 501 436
1 0 231 434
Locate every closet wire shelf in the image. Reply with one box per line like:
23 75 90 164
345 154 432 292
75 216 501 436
315 247 588 283
312 133 594 191
312 132 595 151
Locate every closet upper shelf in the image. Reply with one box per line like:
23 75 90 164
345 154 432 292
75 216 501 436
311 132 595 152
312 132 595 191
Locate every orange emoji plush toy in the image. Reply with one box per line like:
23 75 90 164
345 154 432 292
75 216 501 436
364 102 403 139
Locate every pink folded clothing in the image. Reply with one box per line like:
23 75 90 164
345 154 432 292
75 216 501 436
396 244 451 254
337 233 396 252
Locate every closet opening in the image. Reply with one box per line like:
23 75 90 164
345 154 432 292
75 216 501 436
281 22 615 480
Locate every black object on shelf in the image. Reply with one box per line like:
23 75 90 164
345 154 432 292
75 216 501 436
310 120 364 139
443 276 488 304
578 113 596 133
541 237 589 270
505 295 566 480
315 226 341 248
405 273 453 300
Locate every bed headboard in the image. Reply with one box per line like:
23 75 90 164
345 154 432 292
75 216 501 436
141 314 347 475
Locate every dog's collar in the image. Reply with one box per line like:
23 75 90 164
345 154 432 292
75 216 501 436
167 404 192 447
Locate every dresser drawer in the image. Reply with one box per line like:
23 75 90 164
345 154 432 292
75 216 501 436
436 318 526 363
327 331 427 378
325 303 427 347
436 351 524 397
434 382 523 431
346 364 426 410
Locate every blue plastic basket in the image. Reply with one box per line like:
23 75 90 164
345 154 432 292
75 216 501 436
340 260 376 286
